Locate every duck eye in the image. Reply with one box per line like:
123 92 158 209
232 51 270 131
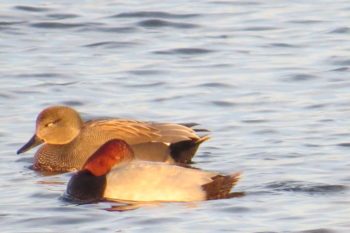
45 122 54 127
45 119 60 127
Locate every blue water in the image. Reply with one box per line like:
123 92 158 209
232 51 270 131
1 0 350 232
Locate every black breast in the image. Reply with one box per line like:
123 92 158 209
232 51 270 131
66 169 106 202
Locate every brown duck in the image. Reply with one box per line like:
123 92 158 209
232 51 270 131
17 106 209 172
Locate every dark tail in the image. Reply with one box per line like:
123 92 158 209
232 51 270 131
169 136 210 163
202 171 242 200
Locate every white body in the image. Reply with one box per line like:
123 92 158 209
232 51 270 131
104 160 217 202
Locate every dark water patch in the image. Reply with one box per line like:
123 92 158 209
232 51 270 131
154 48 213 55
36 73 62 78
16 157 34 163
318 118 333 123
124 81 166 88
197 82 235 88
253 129 279 135
15 91 44 97
220 206 251 213
21 215 96 226
94 26 137 33
46 13 79 20
128 69 165 75
133 216 182 225
304 104 327 109
19 72 62 78
0 93 12 99
84 41 138 49
0 21 24 27
286 73 319 82
179 122 199 128
30 192 61 199
60 101 84 107
289 19 325 24
295 228 337 233
283 153 304 158
15 5 50 12
266 181 347 194
30 22 85 29
211 100 236 107
330 67 348 72
241 26 279 31
337 142 350 147
329 27 350 34
267 43 300 48
35 81 77 87
137 19 198 28
304 143 322 148
153 95 186 102
209 63 234 68
329 56 350 66
210 1 262 6
112 11 199 19
242 119 268 124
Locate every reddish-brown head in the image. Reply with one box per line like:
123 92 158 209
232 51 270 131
83 139 135 176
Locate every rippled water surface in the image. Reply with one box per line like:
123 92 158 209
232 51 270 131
1 0 350 232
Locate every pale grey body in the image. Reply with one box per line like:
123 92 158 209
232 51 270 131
104 160 218 202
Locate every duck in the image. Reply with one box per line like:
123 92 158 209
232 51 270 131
65 139 242 202
17 106 209 172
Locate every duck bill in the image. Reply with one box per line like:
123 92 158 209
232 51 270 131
17 135 44 154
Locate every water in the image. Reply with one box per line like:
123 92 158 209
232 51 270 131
1 0 350 232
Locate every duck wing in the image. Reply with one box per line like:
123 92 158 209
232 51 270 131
85 119 202 144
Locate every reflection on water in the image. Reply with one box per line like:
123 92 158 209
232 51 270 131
1 0 350 232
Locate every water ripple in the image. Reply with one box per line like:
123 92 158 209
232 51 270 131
112 11 199 19
211 100 236 107
329 27 350 34
46 13 79 20
210 1 262 6
14 73 63 78
197 82 235 88
30 22 86 29
266 181 347 194
137 19 198 28
154 48 213 55
35 81 77 87
286 73 320 82
329 56 350 66
289 19 325 24
267 43 301 48
84 41 138 49
92 26 137 33
0 21 24 27
123 82 166 88
242 119 269 124
128 69 165 75
60 101 85 106
331 67 349 72
337 142 350 147
15 5 50 12
304 104 327 109
241 26 279 31
296 228 338 233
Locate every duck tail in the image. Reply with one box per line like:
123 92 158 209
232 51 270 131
202 171 242 200
169 136 210 163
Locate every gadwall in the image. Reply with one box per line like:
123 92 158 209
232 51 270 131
66 139 241 202
17 106 209 172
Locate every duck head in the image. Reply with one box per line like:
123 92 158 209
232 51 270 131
17 106 83 154
66 139 134 201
